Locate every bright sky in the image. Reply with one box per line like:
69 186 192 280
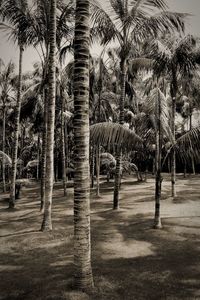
0 0 199 72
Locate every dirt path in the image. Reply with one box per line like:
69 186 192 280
0 174 200 300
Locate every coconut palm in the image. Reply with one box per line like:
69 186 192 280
0 60 15 192
147 34 200 198
33 0 74 211
40 0 57 231
91 0 185 209
73 0 94 290
0 0 37 208
145 87 172 228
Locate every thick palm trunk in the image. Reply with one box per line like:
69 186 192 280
154 90 162 229
73 0 94 290
113 58 126 210
40 87 48 212
41 0 56 231
9 45 23 208
2 106 6 192
61 88 67 196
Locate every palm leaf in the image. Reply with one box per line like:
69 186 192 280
176 126 200 162
0 151 12 166
90 122 143 151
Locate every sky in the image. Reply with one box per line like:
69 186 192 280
0 0 200 72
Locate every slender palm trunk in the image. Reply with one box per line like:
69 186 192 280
73 0 94 290
170 71 177 199
96 146 100 197
171 96 176 197
41 0 56 231
154 90 162 229
61 88 67 196
189 113 195 175
9 45 23 208
96 75 102 196
36 133 40 180
2 106 6 192
40 87 48 212
184 160 187 178
90 146 94 188
113 58 126 210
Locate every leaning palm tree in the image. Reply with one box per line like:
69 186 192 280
41 0 57 231
0 0 37 208
73 0 94 291
147 34 200 198
91 0 185 209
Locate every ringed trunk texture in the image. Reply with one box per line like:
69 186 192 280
90 146 95 188
171 97 176 198
154 90 162 229
61 88 67 196
9 46 23 209
41 0 56 231
36 133 40 180
73 0 94 291
113 58 126 210
170 72 177 199
40 87 48 212
96 147 100 197
96 85 102 196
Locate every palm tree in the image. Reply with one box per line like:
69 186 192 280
73 0 94 291
92 0 185 209
145 87 172 228
0 0 37 208
41 0 57 231
0 60 15 192
148 34 199 198
33 0 74 210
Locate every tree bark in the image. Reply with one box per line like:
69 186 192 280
9 45 24 208
41 0 56 231
40 87 48 212
96 146 100 197
113 57 126 210
61 87 67 196
170 69 177 199
36 133 40 180
154 89 162 229
2 106 6 192
73 0 94 290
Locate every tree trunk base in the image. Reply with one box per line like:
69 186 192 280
41 218 52 231
153 217 162 229
8 201 15 209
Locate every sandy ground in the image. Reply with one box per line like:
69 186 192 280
0 174 200 300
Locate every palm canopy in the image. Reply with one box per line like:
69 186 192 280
0 0 37 47
146 34 200 79
33 0 74 51
175 126 200 162
91 0 186 52
0 61 15 107
144 88 173 143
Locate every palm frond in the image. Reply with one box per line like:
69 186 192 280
176 126 200 162
0 151 12 166
90 122 143 151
